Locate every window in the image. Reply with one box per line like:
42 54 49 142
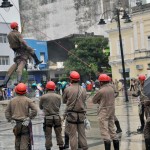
40 52 45 63
0 56 9 65
0 34 8 43
148 36 150 50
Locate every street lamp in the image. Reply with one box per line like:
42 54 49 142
0 0 13 11
98 7 131 102
0 0 13 8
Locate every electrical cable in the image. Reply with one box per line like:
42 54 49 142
0 13 11 30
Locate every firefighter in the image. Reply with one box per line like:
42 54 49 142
39 81 64 150
63 71 88 150
7 22 42 68
92 74 119 150
108 76 122 133
132 75 148 132
5 83 37 150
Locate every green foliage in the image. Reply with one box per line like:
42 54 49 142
64 36 111 80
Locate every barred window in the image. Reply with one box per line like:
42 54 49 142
0 56 9 65
0 34 8 43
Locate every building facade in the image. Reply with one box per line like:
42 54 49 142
0 22 15 85
108 3 150 80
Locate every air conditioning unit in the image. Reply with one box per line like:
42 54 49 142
136 65 143 70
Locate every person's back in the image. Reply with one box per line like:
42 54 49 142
7 30 23 49
93 84 115 115
63 83 86 112
40 92 61 116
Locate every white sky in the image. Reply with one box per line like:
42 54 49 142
0 0 21 30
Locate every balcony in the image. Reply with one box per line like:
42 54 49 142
109 50 150 65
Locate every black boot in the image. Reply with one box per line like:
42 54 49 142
104 141 111 150
63 133 69 149
59 147 64 150
137 125 144 132
115 121 122 133
113 140 119 150
0 76 10 87
31 53 43 68
145 139 150 150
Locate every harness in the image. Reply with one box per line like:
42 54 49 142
66 86 85 124
44 115 61 128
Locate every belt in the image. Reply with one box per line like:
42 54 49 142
45 115 60 119
67 110 85 113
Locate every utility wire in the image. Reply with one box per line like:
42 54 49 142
0 13 11 30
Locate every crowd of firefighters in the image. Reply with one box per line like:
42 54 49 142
1 21 150 150
4 71 150 150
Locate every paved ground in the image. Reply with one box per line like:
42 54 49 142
0 93 146 150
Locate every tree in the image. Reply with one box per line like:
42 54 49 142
64 36 110 81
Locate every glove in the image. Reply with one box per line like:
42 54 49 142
11 120 15 124
84 119 91 130
61 116 65 122
22 117 30 126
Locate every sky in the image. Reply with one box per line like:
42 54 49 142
0 0 21 30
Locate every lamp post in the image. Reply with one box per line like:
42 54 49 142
98 7 131 102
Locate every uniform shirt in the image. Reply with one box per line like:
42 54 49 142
7 29 27 49
133 84 149 104
5 95 37 121
92 84 115 115
63 83 87 112
39 91 61 116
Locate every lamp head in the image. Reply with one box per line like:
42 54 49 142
98 19 106 25
0 0 13 8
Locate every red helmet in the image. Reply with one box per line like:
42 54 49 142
138 75 146 81
46 81 56 90
98 74 109 82
10 22 18 29
15 83 27 95
107 76 112 82
70 71 80 81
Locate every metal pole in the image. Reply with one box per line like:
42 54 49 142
116 8 129 102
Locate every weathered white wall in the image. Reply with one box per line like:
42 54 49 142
0 23 14 71
19 0 105 40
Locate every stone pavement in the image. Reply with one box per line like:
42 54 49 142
0 95 146 150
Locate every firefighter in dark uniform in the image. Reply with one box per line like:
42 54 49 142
63 71 88 150
7 22 43 68
132 75 148 132
5 83 37 150
39 81 64 150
